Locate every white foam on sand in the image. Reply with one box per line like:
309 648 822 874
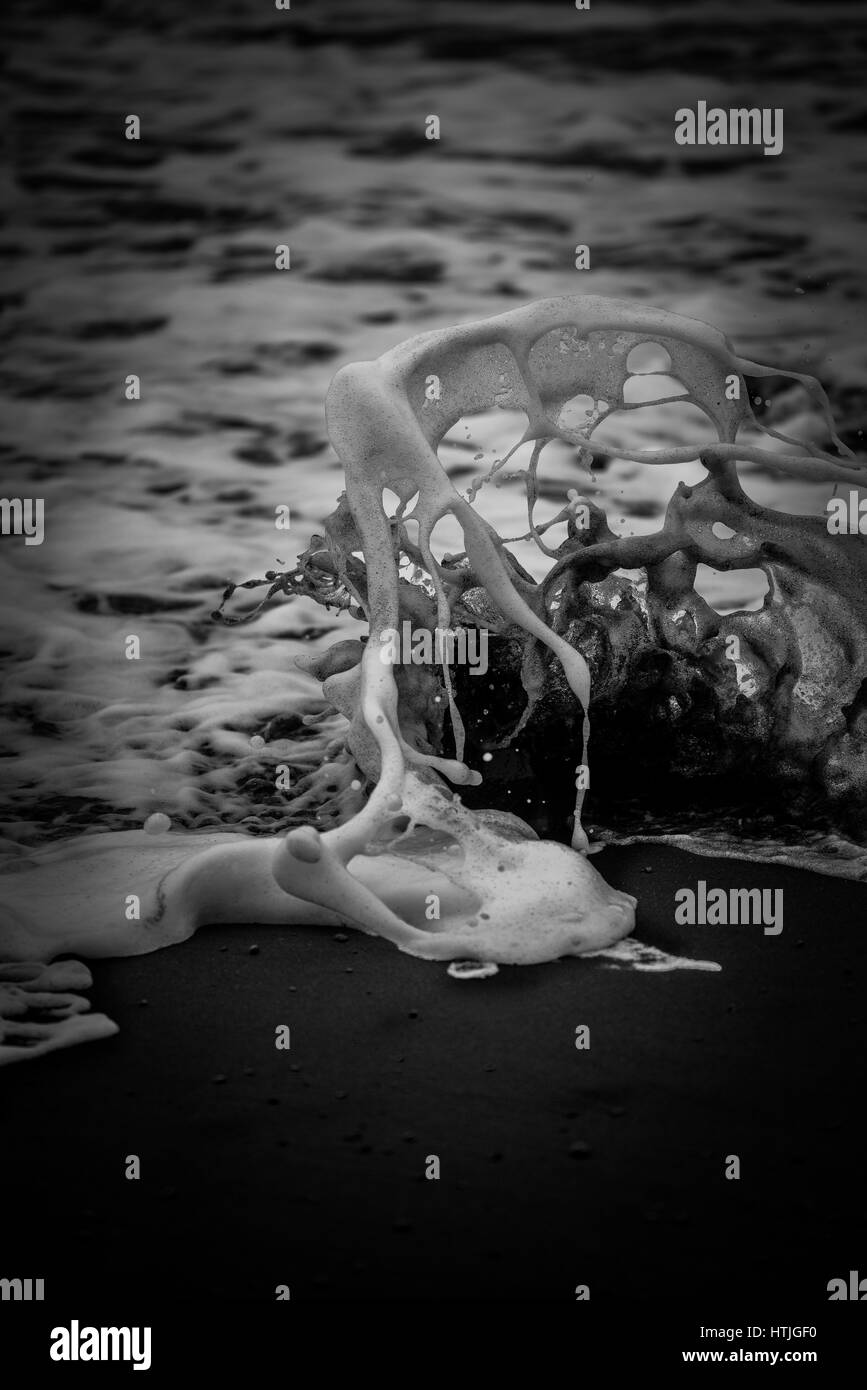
0 961 118 1067
587 939 722 973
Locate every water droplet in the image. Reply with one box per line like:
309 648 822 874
144 812 171 835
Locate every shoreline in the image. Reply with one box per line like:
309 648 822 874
3 841 865 1302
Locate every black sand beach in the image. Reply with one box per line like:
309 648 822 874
4 843 865 1306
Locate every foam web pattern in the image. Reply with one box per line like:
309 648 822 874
313 296 867 833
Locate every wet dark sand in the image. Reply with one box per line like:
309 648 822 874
3 842 866 1306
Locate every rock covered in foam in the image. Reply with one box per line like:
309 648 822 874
317 295 867 847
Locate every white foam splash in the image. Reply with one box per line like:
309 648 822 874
2 294 859 1057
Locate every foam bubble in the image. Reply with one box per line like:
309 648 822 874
447 960 500 980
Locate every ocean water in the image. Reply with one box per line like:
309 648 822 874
2 0 866 867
